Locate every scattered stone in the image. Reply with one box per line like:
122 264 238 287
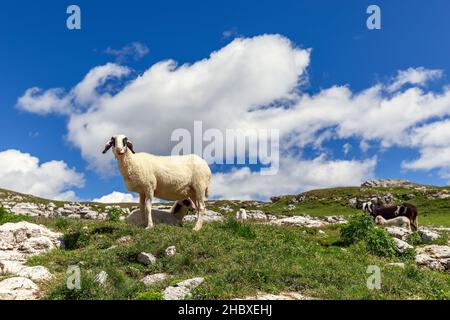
418 229 440 243
348 198 358 208
318 230 325 235
0 277 39 300
127 209 183 227
325 216 347 224
270 216 327 228
165 246 176 257
137 252 156 266
393 238 413 254
163 277 204 300
94 271 108 285
140 273 168 286
361 179 418 188
415 245 450 272
17 266 52 282
386 262 405 269
245 210 268 221
385 227 411 240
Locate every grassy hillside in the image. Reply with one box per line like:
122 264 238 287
26 217 450 300
1 183 449 300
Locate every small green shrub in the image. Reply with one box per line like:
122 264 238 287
0 207 30 224
365 227 397 257
405 232 422 245
340 213 374 245
54 217 70 230
107 207 123 222
134 291 164 300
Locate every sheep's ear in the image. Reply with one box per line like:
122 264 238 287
102 139 113 154
127 140 136 154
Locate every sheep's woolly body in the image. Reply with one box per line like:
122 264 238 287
117 152 210 201
106 134 211 230
375 215 411 230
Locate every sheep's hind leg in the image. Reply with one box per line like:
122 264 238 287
193 199 206 231
144 191 154 229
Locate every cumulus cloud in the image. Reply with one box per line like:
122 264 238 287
387 67 443 92
0 149 84 200
92 191 138 203
212 156 377 200
16 34 450 198
105 42 149 62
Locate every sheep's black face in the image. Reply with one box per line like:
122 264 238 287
102 134 135 155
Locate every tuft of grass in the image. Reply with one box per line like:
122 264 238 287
221 218 257 239
134 291 164 300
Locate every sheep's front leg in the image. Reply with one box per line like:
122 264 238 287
144 191 154 229
193 201 205 231
139 193 146 227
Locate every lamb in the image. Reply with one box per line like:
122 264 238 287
374 215 411 230
103 134 211 231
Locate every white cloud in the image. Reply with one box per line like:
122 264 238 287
105 42 149 62
0 149 84 200
92 191 138 203
17 87 71 115
342 143 351 155
212 156 377 200
16 34 450 198
387 67 443 92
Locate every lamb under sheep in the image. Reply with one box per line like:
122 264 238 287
103 134 211 231
362 201 418 231
374 215 411 230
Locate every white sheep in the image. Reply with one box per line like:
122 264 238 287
374 215 411 230
103 134 211 231
236 208 247 221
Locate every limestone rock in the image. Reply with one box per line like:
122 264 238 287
393 238 413 253
415 245 450 272
165 246 176 257
137 252 156 266
141 273 168 286
0 277 39 300
418 229 440 243
385 227 411 240
163 277 204 300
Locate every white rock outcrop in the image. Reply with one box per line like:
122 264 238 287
137 252 156 266
141 273 168 286
163 277 204 300
0 277 39 300
415 245 450 272
0 222 61 300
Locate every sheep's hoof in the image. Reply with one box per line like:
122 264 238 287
144 225 154 230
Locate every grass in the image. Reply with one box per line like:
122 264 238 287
26 217 450 300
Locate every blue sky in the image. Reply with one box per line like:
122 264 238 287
2 1 450 201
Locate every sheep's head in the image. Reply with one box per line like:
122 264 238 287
102 134 135 156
